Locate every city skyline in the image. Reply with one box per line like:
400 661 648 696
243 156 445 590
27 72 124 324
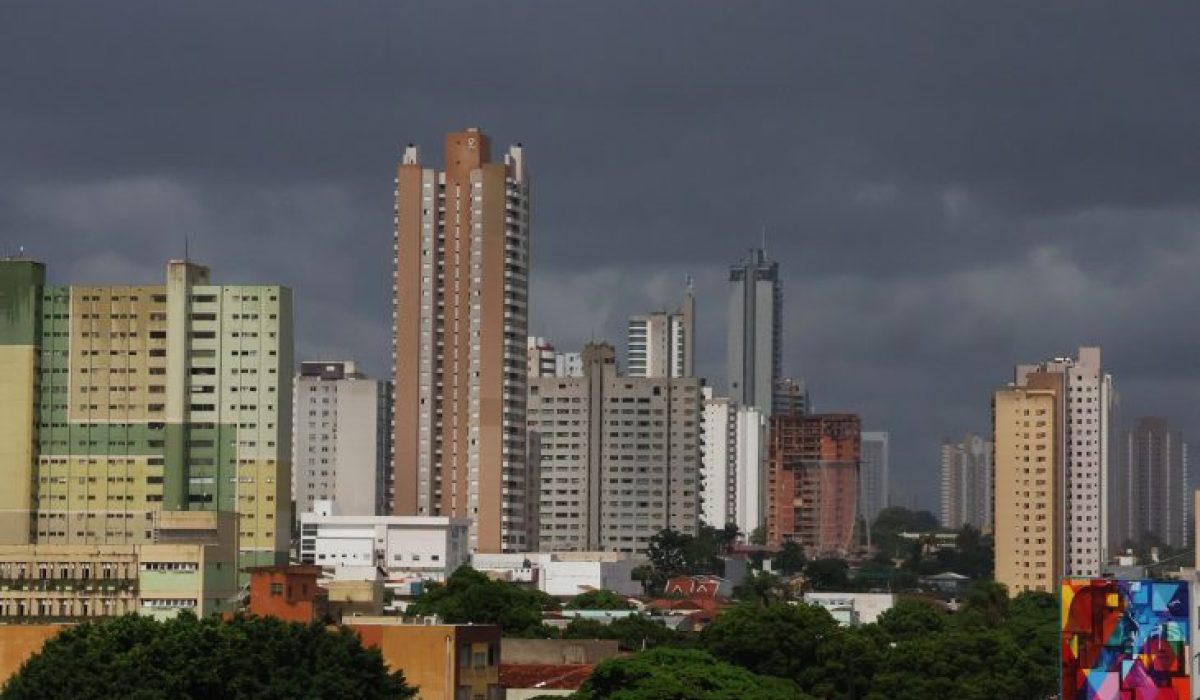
5 3 1200 509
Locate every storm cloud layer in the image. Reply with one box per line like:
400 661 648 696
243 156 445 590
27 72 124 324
3 2 1199 508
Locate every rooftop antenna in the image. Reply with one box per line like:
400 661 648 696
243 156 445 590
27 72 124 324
761 225 767 256
184 235 190 262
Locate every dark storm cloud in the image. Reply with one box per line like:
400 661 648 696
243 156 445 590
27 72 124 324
3 1 1200 507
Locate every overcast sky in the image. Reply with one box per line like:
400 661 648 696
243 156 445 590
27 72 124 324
3 2 1199 509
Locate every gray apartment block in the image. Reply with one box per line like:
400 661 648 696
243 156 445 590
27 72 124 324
528 343 702 555
728 248 781 416
293 361 391 522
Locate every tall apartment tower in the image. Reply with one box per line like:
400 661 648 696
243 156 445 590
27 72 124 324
527 337 557 378
293 361 391 520
527 342 702 554
993 378 1062 595
766 413 861 556
1114 417 1189 550
939 434 993 531
627 290 694 378
0 258 292 568
727 248 781 416
1013 347 1113 577
392 128 533 553
700 389 736 528
859 432 890 525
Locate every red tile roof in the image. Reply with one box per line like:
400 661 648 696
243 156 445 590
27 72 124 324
499 664 595 690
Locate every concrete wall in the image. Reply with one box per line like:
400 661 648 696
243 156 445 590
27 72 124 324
501 638 619 665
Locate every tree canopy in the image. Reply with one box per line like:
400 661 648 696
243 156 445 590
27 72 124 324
565 589 633 610
2 614 414 700
406 566 557 636
572 648 807 700
869 506 941 557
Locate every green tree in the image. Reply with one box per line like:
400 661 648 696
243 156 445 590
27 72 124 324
702 602 838 681
603 615 689 651
573 648 807 700
771 541 806 576
868 628 1045 700
566 590 633 610
876 599 946 641
959 580 1010 628
870 507 940 557
2 614 414 700
731 570 788 606
406 566 556 636
804 558 850 591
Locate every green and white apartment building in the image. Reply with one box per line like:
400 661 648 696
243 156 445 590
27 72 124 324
0 257 292 619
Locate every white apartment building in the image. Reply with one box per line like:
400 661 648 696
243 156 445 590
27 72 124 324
701 390 736 527
1014 346 1113 578
734 406 767 538
860 432 890 525
298 501 470 581
293 361 391 521
627 291 694 378
471 551 640 597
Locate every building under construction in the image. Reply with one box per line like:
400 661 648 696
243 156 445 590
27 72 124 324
766 413 861 557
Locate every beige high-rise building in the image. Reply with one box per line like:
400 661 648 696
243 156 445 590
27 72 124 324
993 376 1062 596
392 128 533 553
528 342 702 554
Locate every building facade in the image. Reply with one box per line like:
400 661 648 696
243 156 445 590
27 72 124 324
392 128 533 553
527 343 702 555
993 380 1061 595
527 337 558 378
727 248 781 416
859 431 889 525
298 501 470 581
1114 417 1189 550
0 258 291 569
0 510 237 622
1014 347 1113 577
734 406 767 539
293 361 390 520
939 434 993 531
772 377 809 417
766 414 861 556
626 291 694 378
700 390 735 528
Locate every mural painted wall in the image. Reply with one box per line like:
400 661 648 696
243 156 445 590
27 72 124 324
1062 579 1191 700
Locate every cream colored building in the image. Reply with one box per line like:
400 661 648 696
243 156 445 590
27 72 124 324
993 381 1061 595
0 511 237 621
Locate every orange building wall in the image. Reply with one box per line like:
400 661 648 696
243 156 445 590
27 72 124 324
0 625 66 686
350 624 500 700
247 567 320 623
767 414 861 556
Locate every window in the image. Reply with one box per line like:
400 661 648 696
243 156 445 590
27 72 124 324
269 583 284 596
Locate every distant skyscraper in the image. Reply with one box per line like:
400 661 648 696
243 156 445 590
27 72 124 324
939 434 993 531
1114 417 1189 549
727 248 781 415
392 128 533 553
527 337 558 378
527 342 702 554
293 361 391 520
767 414 860 556
772 377 809 417
627 290 694 378
859 432 890 524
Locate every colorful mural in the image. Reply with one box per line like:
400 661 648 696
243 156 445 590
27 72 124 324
1062 579 1191 700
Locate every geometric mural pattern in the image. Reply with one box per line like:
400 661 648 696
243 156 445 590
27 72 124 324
1062 579 1191 700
